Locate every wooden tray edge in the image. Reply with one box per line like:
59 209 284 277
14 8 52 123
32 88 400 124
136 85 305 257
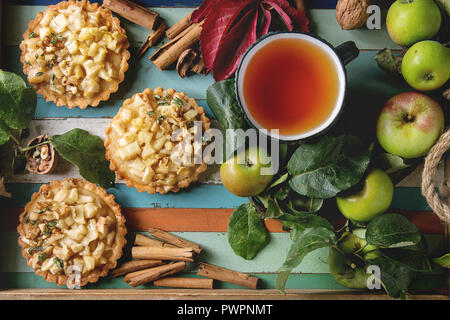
0 288 448 300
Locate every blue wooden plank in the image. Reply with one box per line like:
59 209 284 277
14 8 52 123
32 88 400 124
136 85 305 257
1 184 247 209
0 272 347 290
5 0 392 9
4 45 215 118
1 183 431 210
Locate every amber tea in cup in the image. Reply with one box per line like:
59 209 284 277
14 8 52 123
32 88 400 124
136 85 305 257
236 32 356 141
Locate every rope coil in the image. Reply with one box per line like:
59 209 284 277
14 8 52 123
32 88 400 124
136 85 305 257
421 128 450 223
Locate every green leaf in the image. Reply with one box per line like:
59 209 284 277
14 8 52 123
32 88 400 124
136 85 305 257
433 253 450 268
227 203 268 260
328 247 369 289
206 79 249 161
366 214 421 248
276 224 336 292
12 151 26 174
376 153 421 185
0 70 37 129
0 119 11 146
374 49 402 76
286 195 323 215
379 248 432 272
50 129 115 189
265 197 284 219
269 173 289 189
409 265 447 293
280 214 333 236
365 256 414 299
287 135 372 198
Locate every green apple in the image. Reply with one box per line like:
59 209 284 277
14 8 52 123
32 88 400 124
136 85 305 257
220 147 274 197
336 169 394 223
386 0 441 47
376 92 444 158
402 40 450 91
339 229 378 255
328 247 369 289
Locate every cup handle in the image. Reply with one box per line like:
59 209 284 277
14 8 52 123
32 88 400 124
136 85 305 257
335 41 359 65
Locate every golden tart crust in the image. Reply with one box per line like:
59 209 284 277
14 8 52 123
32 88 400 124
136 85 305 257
105 88 211 194
20 0 130 109
17 178 127 287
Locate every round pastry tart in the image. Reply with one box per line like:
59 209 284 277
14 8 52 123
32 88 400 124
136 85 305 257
20 0 130 109
17 178 127 287
105 88 211 194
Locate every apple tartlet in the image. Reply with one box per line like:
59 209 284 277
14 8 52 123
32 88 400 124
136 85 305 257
20 0 130 109
105 88 211 194
17 178 127 287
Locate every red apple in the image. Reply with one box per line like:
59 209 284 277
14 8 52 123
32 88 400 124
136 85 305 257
376 92 444 159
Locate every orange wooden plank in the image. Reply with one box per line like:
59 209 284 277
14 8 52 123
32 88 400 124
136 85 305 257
123 208 284 232
3 207 445 234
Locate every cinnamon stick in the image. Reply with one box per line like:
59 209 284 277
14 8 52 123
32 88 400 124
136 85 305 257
111 259 164 278
124 267 156 283
166 13 192 39
154 277 214 289
197 263 259 289
150 22 203 71
191 55 205 74
132 246 194 261
137 21 168 57
134 233 176 248
127 262 186 287
147 227 203 254
103 0 160 30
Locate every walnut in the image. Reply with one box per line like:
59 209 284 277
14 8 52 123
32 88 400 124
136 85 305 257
336 0 370 30
25 135 58 175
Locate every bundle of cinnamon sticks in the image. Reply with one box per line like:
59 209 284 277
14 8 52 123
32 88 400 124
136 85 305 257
111 228 260 289
150 14 205 77
103 0 205 78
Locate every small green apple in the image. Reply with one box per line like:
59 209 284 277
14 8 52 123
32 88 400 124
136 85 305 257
386 0 441 47
336 169 394 223
339 231 376 254
328 247 369 289
376 92 444 158
220 147 274 197
402 40 450 91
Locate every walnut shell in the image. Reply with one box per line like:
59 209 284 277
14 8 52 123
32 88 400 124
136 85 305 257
25 134 58 175
176 48 198 78
336 0 370 30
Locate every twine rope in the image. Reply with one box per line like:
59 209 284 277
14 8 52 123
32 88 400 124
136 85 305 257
422 128 450 223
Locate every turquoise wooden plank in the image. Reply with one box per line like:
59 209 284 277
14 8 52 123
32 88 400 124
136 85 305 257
0 232 332 274
2 184 246 208
5 6 400 49
8 0 202 6
311 9 400 50
2 183 430 210
0 272 347 290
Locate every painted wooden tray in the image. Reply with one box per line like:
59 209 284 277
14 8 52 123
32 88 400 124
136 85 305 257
0 0 448 300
